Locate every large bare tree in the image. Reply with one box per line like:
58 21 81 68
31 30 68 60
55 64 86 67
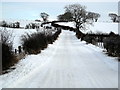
65 4 87 32
64 4 100 32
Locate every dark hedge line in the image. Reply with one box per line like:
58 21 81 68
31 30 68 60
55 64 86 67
22 29 61 54
103 35 120 58
1 30 17 72
2 43 17 71
82 32 120 58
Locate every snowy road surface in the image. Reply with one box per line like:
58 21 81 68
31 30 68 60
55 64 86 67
1 30 118 88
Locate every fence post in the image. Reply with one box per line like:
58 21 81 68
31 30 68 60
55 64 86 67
18 46 22 54
15 49 17 54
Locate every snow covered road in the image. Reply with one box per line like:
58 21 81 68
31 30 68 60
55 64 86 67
1 30 118 88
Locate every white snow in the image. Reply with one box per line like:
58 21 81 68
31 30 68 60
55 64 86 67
87 22 118 34
0 18 51 50
0 30 118 88
0 27 37 49
56 22 118 34
56 22 75 28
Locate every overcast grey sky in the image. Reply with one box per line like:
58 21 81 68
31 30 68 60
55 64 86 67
1 2 118 21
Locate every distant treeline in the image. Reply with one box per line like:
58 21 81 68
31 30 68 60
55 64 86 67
0 21 20 28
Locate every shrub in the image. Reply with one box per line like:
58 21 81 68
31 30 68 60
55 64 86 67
53 29 61 40
46 35 54 44
83 35 93 43
25 23 37 29
0 21 8 27
103 36 120 57
2 43 17 71
22 28 61 54
1 30 17 71
22 33 48 54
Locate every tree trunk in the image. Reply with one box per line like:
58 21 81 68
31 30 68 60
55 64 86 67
113 18 116 22
95 19 98 22
75 23 79 32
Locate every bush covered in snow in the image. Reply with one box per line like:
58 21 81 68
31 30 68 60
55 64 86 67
53 29 61 41
1 30 17 71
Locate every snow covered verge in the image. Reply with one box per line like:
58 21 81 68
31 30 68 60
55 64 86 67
0 30 118 88
0 36 60 88
0 20 61 72
56 22 118 34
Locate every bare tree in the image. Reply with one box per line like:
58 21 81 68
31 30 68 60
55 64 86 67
64 4 89 32
86 12 95 20
87 12 100 22
57 14 64 21
0 21 7 27
109 13 117 22
15 22 20 28
40 12 49 22
94 13 100 22
116 16 120 23
1 29 13 46
57 12 73 21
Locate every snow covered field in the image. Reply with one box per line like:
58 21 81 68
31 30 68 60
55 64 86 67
0 30 118 88
0 27 37 49
0 19 43 50
57 22 118 34
88 22 118 34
